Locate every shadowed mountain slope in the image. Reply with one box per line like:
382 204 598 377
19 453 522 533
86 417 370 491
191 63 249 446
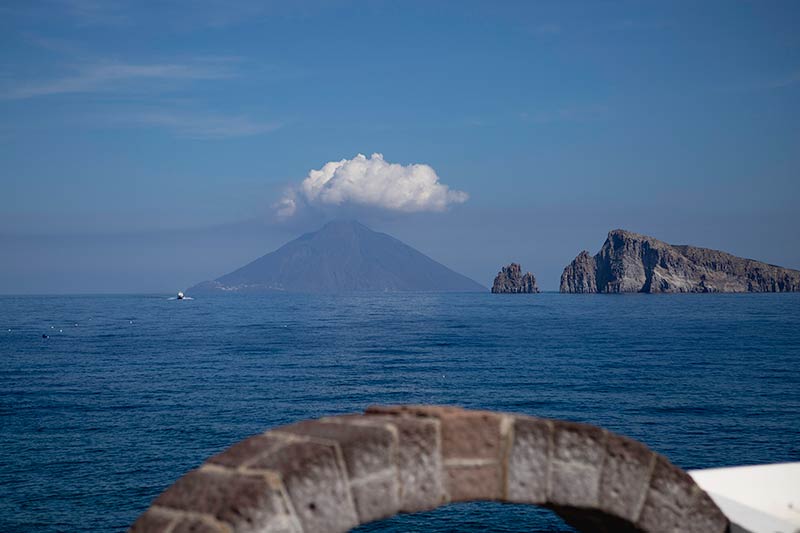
188 220 485 293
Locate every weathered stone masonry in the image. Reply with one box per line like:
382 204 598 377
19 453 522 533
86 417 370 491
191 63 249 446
130 405 729 533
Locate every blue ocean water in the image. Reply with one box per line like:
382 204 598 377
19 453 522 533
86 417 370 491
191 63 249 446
1 293 799 532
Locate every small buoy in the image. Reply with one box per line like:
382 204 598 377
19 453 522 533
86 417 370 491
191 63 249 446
130 320 133 324
59 329 63 333
50 326 54 329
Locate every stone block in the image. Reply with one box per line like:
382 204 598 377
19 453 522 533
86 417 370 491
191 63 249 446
278 419 399 523
247 438 357 532
354 414 447 512
350 472 400 524
548 421 607 508
367 406 508 503
637 455 697 532
685 490 729 533
598 433 655 521
365 404 463 419
507 416 552 504
154 469 294 532
280 420 395 480
207 434 285 469
129 508 176 532
440 410 506 461
170 518 226 533
445 463 503 501
365 405 505 461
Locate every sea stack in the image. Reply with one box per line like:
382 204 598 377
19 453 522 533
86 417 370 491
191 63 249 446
560 229 800 293
491 263 540 293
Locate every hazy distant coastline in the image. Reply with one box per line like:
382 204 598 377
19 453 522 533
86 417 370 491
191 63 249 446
187 221 800 295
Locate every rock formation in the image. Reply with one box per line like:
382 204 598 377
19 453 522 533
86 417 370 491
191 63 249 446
492 263 540 293
188 220 485 294
560 229 800 293
560 251 596 294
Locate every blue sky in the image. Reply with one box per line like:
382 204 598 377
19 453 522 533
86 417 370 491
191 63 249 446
1 0 799 292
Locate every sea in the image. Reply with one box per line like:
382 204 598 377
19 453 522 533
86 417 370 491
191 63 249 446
1 293 799 532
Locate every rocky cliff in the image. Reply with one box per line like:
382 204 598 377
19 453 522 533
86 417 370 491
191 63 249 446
560 229 800 293
492 263 540 293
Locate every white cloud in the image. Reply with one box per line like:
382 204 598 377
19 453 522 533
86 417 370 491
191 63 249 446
56 0 129 26
129 112 280 139
1 60 235 100
277 153 468 218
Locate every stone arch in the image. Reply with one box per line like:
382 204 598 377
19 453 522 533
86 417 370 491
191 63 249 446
130 405 729 533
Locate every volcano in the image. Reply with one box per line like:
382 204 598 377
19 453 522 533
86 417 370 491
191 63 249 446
188 220 484 294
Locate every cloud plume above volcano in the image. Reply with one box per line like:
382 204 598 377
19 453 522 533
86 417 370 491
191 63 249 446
276 153 468 218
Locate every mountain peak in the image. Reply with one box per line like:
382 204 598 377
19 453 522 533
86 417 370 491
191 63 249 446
314 219 370 236
321 219 364 228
